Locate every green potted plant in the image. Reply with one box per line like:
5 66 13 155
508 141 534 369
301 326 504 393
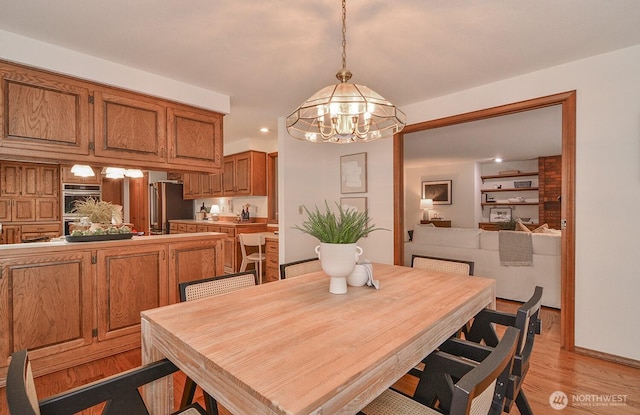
294 201 386 294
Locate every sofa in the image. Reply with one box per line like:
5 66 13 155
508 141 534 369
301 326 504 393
404 225 561 308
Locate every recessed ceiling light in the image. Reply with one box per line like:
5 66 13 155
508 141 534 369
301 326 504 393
260 127 269 133
495 158 503 163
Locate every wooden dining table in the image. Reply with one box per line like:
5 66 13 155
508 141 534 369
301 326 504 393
140 262 496 415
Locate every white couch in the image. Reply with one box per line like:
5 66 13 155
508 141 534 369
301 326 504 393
404 225 561 308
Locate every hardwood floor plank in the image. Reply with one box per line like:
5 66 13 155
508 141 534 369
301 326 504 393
1 300 638 414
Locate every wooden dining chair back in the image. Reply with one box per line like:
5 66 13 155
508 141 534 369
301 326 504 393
7 349 206 415
412 254 474 276
359 326 520 415
279 258 321 279
179 270 258 302
177 270 258 414
238 233 266 284
434 286 544 415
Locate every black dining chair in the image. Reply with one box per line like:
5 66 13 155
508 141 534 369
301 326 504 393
7 349 206 415
359 326 520 415
416 286 544 415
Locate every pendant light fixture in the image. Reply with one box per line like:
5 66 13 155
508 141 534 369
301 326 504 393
286 0 406 143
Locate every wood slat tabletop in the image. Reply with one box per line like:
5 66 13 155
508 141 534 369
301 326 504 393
141 263 495 415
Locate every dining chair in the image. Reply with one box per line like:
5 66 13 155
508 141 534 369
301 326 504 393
416 286 543 415
7 349 207 415
359 326 520 415
238 233 266 284
279 257 321 279
177 270 258 414
411 254 475 276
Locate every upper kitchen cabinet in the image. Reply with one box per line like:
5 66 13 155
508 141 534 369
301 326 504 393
0 60 224 174
0 63 91 156
223 151 267 196
93 91 166 163
167 107 223 171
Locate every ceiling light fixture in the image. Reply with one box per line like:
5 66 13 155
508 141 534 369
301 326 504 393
286 0 405 144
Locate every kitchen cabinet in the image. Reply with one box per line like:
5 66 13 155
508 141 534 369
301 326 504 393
223 151 267 196
20 223 61 241
167 107 223 171
264 235 279 282
0 162 59 223
1 60 224 174
0 251 93 364
96 244 167 342
0 62 91 156
93 91 167 163
182 172 201 199
0 233 224 385
168 238 224 302
0 225 21 244
182 172 220 200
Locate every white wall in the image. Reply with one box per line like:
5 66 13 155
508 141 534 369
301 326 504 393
281 44 640 362
0 29 230 114
405 162 477 231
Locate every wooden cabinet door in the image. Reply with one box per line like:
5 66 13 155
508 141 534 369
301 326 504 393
1 163 21 197
13 199 36 221
0 65 90 155
0 251 93 363
223 237 236 273
210 173 223 196
0 198 11 221
223 157 236 194
234 153 252 194
200 173 213 197
21 164 39 197
167 107 223 171
35 198 59 221
38 165 59 197
168 239 224 302
0 224 21 244
96 245 167 341
93 91 166 163
182 172 201 199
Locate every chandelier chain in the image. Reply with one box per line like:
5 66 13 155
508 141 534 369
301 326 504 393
341 0 347 71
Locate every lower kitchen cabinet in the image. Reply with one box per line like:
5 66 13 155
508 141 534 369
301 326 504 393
0 251 94 365
264 235 279 282
96 244 168 342
0 233 224 386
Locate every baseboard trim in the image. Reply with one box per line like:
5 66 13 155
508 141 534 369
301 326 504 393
575 346 640 369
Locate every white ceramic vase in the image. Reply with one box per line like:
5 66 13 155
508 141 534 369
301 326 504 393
315 243 363 294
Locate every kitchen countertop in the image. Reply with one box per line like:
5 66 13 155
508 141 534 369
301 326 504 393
169 219 268 227
0 232 226 255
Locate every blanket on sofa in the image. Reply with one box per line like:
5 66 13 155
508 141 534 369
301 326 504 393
499 231 533 266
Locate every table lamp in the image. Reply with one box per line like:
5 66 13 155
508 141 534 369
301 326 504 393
420 198 433 221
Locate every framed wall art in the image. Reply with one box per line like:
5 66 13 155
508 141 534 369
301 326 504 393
421 180 452 205
489 207 512 223
340 197 367 213
340 152 367 193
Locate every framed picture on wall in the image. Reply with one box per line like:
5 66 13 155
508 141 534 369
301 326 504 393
422 180 452 205
489 207 512 223
340 197 367 213
341 152 367 193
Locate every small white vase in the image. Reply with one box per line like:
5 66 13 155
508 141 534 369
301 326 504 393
347 264 369 287
315 243 363 294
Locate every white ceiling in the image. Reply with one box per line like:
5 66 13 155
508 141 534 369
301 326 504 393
1 0 640 161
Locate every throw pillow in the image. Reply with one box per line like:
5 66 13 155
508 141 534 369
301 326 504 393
532 223 549 233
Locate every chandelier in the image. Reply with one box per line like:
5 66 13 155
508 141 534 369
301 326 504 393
286 0 405 143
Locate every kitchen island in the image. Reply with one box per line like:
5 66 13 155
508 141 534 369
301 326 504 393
0 232 225 387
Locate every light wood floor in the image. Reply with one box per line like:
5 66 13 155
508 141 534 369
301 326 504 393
1 300 639 414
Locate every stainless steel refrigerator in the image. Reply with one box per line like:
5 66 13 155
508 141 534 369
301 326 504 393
149 181 194 234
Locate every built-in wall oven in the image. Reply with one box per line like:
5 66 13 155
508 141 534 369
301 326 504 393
62 184 101 235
